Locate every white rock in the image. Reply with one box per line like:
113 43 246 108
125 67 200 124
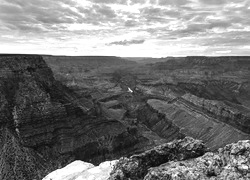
43 160 118 180
43 160 94 180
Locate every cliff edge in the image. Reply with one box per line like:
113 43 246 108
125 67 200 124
44 137 250 180
0 55 143 180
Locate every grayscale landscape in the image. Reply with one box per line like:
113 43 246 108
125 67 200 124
0 0 250 180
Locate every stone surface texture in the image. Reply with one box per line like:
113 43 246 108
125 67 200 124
43 160 118 180
109 137 207 180
0 55 144 180
144 140 250 180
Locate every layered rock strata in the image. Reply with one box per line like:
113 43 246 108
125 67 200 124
182 93 250 133
0 55 143 180
147 99 250 150
136 103 183 141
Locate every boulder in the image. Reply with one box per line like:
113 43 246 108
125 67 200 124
109 137 206 180
144 140 250 179
43 160 118 180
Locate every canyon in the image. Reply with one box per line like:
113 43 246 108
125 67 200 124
0 55 250 179
0 55 152 180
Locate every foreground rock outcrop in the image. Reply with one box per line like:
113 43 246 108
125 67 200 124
145 139 250 179
109 137 207 180
43 160 118 180
43 137 250 180
109 137 250 180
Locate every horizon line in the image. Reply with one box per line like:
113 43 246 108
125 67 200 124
1 53 250 58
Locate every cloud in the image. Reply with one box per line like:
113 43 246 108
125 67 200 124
0 0 84 35
199 0 227 5
200 31 250 47
124 20 139 27
90 0 127 5
107 39 145 46
94 5 116 18
130 0 146 5
77 4 118 26
0 0 249 56
0 0 121 36
0 3 23 14
140 7 181 22
158 0 191 6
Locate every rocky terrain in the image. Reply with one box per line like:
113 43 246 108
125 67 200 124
132 56 250 150
145 98 250 150
43 160 118 180
44 137 250 180
0 55 151 180
109 137 207 180
144 139 250 180
0 54 250 179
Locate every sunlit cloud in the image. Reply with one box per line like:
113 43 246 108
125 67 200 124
107 39 145 46
0 0 249 56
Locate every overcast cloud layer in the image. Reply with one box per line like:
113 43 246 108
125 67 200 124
0 0 250 56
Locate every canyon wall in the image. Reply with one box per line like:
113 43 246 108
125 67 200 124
0 55 143 180
182 93 250 133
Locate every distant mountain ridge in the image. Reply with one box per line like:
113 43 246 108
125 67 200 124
153 56 250 69
43 55 137 66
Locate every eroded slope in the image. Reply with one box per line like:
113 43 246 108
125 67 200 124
0 55 146 180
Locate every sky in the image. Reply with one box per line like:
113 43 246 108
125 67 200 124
0 0 250 57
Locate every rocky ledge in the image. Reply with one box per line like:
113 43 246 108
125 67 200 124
43 160 118 180
109 137 206 180
110 137 250 180
145 139 250 180
44 137 250 180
